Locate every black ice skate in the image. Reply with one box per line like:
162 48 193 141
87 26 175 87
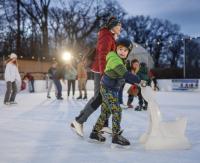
76 95 82 100
111 132 130 148
83 95 87 100
135 105 143 111
89 131 106 143
143 105 148 110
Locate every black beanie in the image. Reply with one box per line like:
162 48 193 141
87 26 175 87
107 17 121 30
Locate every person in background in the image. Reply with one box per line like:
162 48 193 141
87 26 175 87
4 53 21 105
134 62 150 111
23 73 35 93
77 57 88 100
149 69 159 91
48 61 63 100
63 63 77 99
46 73 57 98
127 59 140 108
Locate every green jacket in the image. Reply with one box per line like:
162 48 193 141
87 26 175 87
104 51 127 78
137 65 151 85
102 51 140 91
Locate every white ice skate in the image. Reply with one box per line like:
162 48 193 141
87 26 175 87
139 86 191 150
70 120 84 137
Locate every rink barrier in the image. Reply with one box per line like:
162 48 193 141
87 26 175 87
0 79 200 94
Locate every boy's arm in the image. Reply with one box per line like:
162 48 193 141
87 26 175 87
113 64 141 84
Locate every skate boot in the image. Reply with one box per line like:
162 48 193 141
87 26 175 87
70 120 84 137
89 130 106 143
76 95 82 100
143 105 148 110
10 101 18 104
135 105 143 111
111 132 130 148
83 95 87 100
127 104 133 109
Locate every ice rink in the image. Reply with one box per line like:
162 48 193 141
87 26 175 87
0 90 200 163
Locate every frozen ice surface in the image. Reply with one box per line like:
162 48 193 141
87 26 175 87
0 90 200 163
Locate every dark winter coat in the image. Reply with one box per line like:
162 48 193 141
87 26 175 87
91 27 116 74
48 67 64 80
137 65 151 85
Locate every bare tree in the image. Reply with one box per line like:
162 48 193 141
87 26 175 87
19 0 51 57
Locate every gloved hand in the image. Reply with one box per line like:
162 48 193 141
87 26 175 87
140 80 147 87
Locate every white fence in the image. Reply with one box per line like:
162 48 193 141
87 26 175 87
0 79 200 95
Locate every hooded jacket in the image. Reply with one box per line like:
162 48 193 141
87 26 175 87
91 27 116 74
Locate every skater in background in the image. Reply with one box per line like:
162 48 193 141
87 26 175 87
63 63 77 99
46 73 57 98
89 38 144 147
134 62 150 111
76 57 88 100
4 53 21 105
127 59 140 108
48 61 63 100
71 17 122 137
23 72 35 93
149 69 159 91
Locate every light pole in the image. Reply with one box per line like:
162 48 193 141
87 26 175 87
183 37 192 79
183 38 186 78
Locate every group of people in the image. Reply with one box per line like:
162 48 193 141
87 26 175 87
46 58 88 100
70 17 152 148
3 16 156 149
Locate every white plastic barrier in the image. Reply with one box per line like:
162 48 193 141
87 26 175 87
0 80 94 94
0 79 199 95
140 86 191 150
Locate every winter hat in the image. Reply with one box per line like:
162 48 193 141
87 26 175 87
107 17 121 30
116 38 133 54
140 62 147 67
10 53 17 59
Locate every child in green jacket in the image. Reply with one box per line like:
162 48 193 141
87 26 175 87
89 38 144 147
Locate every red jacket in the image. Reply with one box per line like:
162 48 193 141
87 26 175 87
91 27 116 74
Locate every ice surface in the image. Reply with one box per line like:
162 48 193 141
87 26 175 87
0 90 200 163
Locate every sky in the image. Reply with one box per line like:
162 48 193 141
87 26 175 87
118 0 200 37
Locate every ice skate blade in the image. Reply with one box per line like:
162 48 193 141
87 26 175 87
111 143 130 149
70 123 83 138
87 138 105 144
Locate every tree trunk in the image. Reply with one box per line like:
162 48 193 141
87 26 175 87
16 0 21 55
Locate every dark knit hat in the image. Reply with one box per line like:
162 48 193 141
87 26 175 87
107 17 121 30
